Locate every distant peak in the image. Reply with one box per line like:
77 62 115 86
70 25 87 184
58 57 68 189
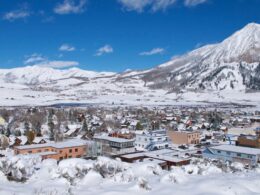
239 22 260 33
245 22 260 28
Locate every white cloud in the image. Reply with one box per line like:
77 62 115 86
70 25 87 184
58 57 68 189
118 0 176 12
3 9 30 21
184 0 207 7
151 0 177 12
118 0 208 12
139 48 165 56
24 53 46 65
35 60 79 68
95 45 114 56
54 0 87 15
24 53 78 68
59 44 76 51
118 0 151 12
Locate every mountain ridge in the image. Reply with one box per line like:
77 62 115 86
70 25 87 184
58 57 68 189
0 23 260 106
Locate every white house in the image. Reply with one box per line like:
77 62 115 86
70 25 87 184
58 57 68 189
135 129 169 151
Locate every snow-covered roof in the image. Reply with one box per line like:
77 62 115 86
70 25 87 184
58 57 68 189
121 148 190 163
9 135 28 145
33 137 47 144
94 134 135 143
210 145 260 155
15 139 86 150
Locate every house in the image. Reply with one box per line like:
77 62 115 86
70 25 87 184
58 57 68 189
9 136 28 147
120 148 190 169
33 137 47 144
93 134 135 156
14 139 87 161
203 145 260 166
167 130 200 145
64 124 81 137
135 129 169 151
237 134 259 148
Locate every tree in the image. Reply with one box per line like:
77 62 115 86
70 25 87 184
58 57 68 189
24 122 30 136
0 127 5 135
81 119 88 132
0 135 9 149
14 129 22 136
48 111 55 141
35 122 42 137
48 121 55 141
5 128 11 137
136 122 143 130
54 130 63 142
26 130 35 144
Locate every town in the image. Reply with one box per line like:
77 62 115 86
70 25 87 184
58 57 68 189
1 105 260 184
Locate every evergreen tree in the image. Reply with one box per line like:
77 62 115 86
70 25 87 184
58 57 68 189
35 122 42 137
5 128 11 137
0 128 4 135
136 122 143 130
48 121 54 141
48 111 55 141
81 119 88 132
14 130 22 136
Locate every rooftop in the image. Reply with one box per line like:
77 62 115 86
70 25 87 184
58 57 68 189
210 145 260 155
15 139 87 150
121 148 190 163
94 134 135 143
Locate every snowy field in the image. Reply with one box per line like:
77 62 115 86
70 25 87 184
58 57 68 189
0 65 260 109
1 150 260 195
1 83 260 110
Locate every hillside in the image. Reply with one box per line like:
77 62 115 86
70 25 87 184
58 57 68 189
0 23 260 107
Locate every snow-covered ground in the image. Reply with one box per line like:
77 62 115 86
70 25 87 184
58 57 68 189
1 72 260 108
1 23 260 108
1 152 260 195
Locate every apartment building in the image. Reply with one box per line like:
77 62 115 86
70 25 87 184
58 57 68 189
14 140 87 161
167 130 200 145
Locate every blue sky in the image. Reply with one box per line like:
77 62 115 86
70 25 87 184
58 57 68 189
0 0 260 72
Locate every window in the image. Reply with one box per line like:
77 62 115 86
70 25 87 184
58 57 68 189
75 148 78 152
28 151 32 153
59 157 63 161
37 150 41 153
237 153 241 157
44 149 49 152
226 151 231 155
217 150 221 154
69 149 72 153
68 156 72 158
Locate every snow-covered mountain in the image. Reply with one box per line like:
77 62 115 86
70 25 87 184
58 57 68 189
0 23 260 106
0 66 115 85
140 23 260 92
